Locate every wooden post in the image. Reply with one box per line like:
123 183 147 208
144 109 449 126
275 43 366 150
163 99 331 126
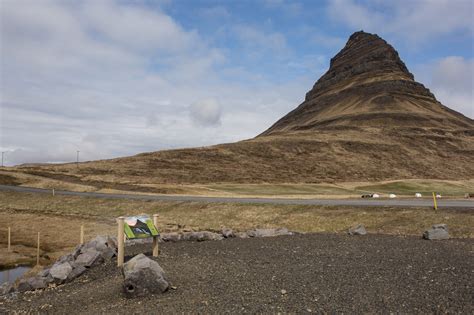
117 217 125 267
36 232 40 266
80 225 84 244
7 227 11 252
432 192 438 210
152 214 159 257
52 188 55 196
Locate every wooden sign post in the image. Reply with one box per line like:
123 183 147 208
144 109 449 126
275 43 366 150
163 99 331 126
117 217 125 267
117 214 160 267
36 232 40 266
7 227 11 252
153 214 159 257
80 225 84 244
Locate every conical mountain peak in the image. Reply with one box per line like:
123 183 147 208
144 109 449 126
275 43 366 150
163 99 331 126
261 31 473 136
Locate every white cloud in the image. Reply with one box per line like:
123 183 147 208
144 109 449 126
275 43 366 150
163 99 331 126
189 99 222 126
0 0 306 166
426 57 473 118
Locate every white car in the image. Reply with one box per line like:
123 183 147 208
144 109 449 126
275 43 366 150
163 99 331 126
415 193 422 198
389 193 397 198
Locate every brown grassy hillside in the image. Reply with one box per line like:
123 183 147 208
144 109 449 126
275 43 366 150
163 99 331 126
7 31 474 186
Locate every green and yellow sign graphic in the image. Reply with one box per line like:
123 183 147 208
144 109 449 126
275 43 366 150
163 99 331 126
123 216 159 239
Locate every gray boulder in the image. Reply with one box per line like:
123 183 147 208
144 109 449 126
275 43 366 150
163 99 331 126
247 228 292 238
0 282 14 295
50 262 73 283
16 279 32 292
348 224 367 235
27 276 52 290
423 224 449 240
67 265 87 281
160 232 181 242
182 231 223 242
75 248 102 267
235 232 249 238
221 228 235 238
122 254 169 297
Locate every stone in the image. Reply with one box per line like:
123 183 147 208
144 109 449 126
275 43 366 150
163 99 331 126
348 224 367 235
27 276 51 290
75 249 102 267
221 228 235 238
37 268 51 278
16 279 32 292
67 265 87 281
160 232 181 242
57 253 74 264
247 228 292 238
50 262 73 283
0 282 14 295
122 254 169 297
100 246 116 261
423 224 449 240
235 232 249 238
182 231 223 242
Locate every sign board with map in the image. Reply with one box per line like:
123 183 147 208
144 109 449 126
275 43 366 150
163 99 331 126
123 215 159 239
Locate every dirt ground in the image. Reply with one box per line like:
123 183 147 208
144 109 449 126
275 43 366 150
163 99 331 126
1 234 472 314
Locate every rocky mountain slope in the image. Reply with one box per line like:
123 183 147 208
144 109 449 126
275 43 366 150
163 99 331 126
11 31 474 186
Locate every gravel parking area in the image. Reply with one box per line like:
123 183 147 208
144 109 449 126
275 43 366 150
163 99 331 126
2 234 473 314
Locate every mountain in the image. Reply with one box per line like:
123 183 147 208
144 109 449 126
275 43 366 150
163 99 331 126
14 31 474 187
262 31 472 134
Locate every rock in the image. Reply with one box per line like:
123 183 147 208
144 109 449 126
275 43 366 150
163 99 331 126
75 249 102 267
423 224 449 240
122 254 169 297
221 228 235 238
37 268 51 278
27 276 51 290
160 232 181 242
57 253 74 264
16 279 32 292
389 194 397 198
67 265 87 281
0 282 14 295
247 228 292 238
50 262 73 283
415 193 422 198
348 224 367 235
235 232 249 238
182 231 223 242
99 247 116 261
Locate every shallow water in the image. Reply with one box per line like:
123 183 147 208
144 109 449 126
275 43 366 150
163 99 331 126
0 266 31 285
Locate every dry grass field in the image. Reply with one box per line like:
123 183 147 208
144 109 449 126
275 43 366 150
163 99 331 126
1 190 472 268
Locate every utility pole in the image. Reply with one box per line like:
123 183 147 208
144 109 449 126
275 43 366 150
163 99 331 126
76 150 80 168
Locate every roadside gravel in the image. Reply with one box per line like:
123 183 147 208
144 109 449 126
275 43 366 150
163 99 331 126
2 234 472 314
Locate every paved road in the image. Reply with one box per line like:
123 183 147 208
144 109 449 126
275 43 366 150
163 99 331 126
0 184 472 209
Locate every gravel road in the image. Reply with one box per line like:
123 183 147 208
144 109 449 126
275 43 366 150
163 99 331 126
1 184 473 209
1 234 473 314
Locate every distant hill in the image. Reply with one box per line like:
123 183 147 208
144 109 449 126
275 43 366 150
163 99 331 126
13 31 474 186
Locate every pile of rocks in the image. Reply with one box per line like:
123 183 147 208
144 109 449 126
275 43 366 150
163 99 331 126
160 227 293 242
1 235 117 295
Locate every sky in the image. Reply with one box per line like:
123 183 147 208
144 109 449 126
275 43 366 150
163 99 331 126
0 0 473 166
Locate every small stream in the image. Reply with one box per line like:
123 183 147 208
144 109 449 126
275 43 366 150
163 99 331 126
0 266 31 285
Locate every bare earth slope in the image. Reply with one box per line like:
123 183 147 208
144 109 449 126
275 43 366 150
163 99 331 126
11 31 474 185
